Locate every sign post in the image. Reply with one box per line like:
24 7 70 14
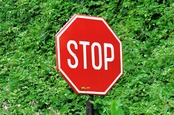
55 14 123 113
86 95 94 115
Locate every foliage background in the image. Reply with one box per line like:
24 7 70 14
0 0 174 114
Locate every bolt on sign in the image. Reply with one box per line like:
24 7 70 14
55 14 123 95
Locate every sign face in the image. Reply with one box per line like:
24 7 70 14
55 14 123 95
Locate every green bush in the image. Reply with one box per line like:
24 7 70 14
1 0 173 114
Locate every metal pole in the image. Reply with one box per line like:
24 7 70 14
86 95 94 115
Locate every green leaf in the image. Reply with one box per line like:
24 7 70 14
111 100 124 115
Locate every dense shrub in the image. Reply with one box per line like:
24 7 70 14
1 0 173 114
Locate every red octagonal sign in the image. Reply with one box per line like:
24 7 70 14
55 14 123 95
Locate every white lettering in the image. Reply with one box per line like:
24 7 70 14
104 43 114 70
66 40 115 70
67 40 78 68
91 42 102 70
79 41 90 69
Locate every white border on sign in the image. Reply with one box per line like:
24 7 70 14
56 14 123 95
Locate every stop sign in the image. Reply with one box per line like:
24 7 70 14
55 14 122 95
